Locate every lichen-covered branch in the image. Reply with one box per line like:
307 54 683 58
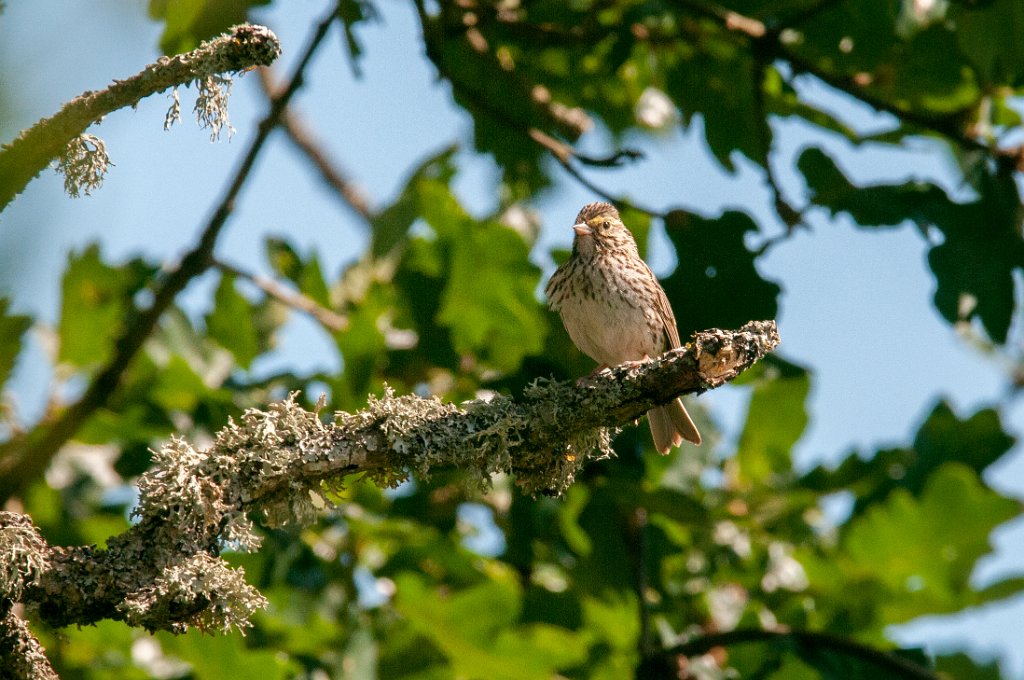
0 604 57 680
0 321 777 673
0 12 328 506
0 24 281 212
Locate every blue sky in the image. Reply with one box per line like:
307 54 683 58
1 0 1022 674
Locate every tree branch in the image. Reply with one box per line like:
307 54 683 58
0 5 340 505
0 605 58 680
213 257 349 332
257 67 375 223
0 322 778 645
0 24 282 212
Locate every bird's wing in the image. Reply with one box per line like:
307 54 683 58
648 264 682 349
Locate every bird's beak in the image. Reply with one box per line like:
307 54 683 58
572 222 592 236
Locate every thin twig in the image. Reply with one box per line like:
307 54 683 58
665 628 940 680
213 258 348 332
257 67 375 223
0 4 341 504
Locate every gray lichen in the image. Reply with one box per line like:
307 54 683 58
0 513 49 600
118 553 266 634
54 133 110 198
193 75 235 141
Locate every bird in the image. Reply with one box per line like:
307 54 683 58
545 201 701 454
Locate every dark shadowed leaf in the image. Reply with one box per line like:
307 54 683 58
665 36 765 170
336 0 376 75
795 640 931 680
950 0 1024 86
800 147 1024 342
801 401 1016 512
661 210 781 339
934 651 1003 680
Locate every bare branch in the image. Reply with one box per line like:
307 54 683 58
257 67 375 223
0 24 282 211
214 257 349 332
3 322 777 640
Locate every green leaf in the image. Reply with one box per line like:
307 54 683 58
331 278 392 403
661 210 781 339
57 244 155 368
156 628 299 679
149 0 271 54
801 401 1016 511
264 238 331 306
394 573 587 679
795 641 931 680
841 463 1019 623
0 298 31 390
665 36 766 170
205 273 262 369
735 357 810 484
370 146 457 258
926 168 1023 343
434 217 547 373
391 162 547 374
883 25 980 114
337 0 376 76
425 26 550 194
798 147 951 229
934 652 1003 680
950 0 1024 86
910 400 1015 485
795 0 900 76
150 353 211 413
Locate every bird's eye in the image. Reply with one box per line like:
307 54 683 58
602 220 610 230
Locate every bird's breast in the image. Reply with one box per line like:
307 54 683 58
556 260 664 365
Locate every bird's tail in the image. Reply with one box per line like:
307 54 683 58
648 398 701 454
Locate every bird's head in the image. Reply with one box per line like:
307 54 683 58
571 202 639 257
